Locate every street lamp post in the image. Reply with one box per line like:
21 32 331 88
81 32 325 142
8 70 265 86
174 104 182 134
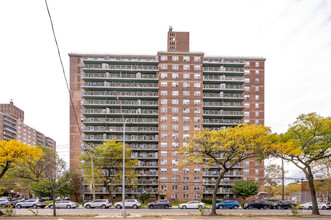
121 118 128 217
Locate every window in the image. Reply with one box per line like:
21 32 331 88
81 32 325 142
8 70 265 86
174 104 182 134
255 95 259 100
194 91 201 96
172 160 178 165
183 108 190 114
194 100 201 105
172 125 178 131
183 56 190 62
255 120 260 125
183 185 189 191
183 117 190 123
183 91 190 96
194 117 200 122
194 168 200 174
172 99 179 105
172 142 179 148
183 65 190 71
161 99 167 104
183 99 190 105
194 194 201 199
161 142 167 148
244 95 250 100
161 56 167 61
161 125 167 130
255 62 259 67
161 151 167 157
244 169 250 175
244 112 250 116
255 169 259 175
161 134 167 139
194 65 201 70
161 185 167 191
244 161 250 166
194 56 201 62
172 168 178 174
161 108 167 113
194 185 200 191
255 70 259 75
255 112 259 117
161 64 167 70
172 134 179 140
172 73 179 79
183 134 189 140
171 194 178 199
161 116 167 122
255 86 259 92
172 64 179 70
161 82 167 87
194 177 200 182
172 177 178 182
194 108 200 113
194 74 201 79
172 56 179 62
161 159 167 165
183 168 189 174
244 86 250 92
183 125 190 131
244 78 250 83
183 82 190 88
172 108 179 113
244 70 250 75
255 178 259 182
255 78 259 84
161 73 168 79
183 73 190 79
161 177 167 182
245 61 250 67
172 91 179 96
172 116 179 123
172 151 178 157
172 82 179 87
194 82 200 87
160 90 167 96
244 103 250 108
255 161 260 166
161 168 167 174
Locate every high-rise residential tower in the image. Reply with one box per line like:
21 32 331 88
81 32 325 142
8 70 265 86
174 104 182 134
69 27 265 202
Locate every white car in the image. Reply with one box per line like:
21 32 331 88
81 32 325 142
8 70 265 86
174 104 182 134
83 199 111 209
48 201 79 209
114 199 141 209
178 201 205 209
298 202 327 210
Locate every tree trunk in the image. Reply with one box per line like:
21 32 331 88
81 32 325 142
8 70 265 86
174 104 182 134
0 161 11 179
306 167 320 215
52 193 56 217
211 169 227 215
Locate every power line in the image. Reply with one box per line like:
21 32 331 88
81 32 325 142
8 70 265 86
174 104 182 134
44 0 84 144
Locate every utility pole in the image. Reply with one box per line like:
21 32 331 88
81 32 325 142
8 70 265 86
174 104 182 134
91 150 96 201
282 159 285 201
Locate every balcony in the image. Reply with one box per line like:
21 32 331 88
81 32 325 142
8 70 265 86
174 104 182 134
203 58 245 66
83 56 158 64
203 76 244 83
83 64 159 73
83 135 159 143
83 127 158 135
203 67 244 74
203 101 244 110
203 119 242 126
203 110 244 118
83 118 158 126
132 153 158 160
203 84 244 92
83 100 158 108
82 82 158 91
130 145 158 151
203 93 244 102
202 171 244 177
136 162 158 168
82 73 158 82
83 91 159 100
83 109 158 117
136 171 158 176
203 189 234 194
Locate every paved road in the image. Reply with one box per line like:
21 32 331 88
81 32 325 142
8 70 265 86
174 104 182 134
9 207 331 216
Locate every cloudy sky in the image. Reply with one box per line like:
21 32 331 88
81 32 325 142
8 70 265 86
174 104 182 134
1 0 330 177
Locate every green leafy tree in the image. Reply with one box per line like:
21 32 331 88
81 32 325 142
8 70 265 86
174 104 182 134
80 139 138 202
181 124 274 215
137 192 152 204
232 180 259 204
58 171 80 201
274 113 331 215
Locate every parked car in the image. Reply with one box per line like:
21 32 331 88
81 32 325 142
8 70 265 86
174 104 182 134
48 201 79 209
83 199 111 209
16 199 46 209
243 200 270 209
298 202 327 210
327 204 331 210
0 199 12 208
271 200 297 209
216 200 240 209
147 200 172 209
114 199 141 209
178 201 205 209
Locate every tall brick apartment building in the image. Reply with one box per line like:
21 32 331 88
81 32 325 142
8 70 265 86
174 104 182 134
69 27 265 202
0 101 56 149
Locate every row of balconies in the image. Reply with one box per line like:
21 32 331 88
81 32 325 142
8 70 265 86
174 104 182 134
83 126 158 133
84 64 159 71
203 102 244 108
84 100 158 107
203 110 243 116
203 67 244 73
83 188 159 195
203 58 245 65
83 56 158 63
203 188 233 194
202 119 242 125
203 93 244 99
130 144 158 151
203 84 244 90
202 171 243 177
83 73 158 80
131 152 158 160
83 82 158 89
136 171 158 176
83 135 158 142
83 91 159 98
203 75 244 82
84 109 158 115
84 117 158 124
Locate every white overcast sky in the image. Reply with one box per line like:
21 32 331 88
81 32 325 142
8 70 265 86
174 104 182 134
1 0 331 177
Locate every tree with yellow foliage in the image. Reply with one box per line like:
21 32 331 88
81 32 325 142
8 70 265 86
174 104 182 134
0 139 43 179
274 113 331 215
181 124 274 215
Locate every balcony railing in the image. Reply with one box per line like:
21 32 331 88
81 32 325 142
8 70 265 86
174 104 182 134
203 110 243 116
84 64 159 71
203 85 244 90
84 109 158 115
203 101 244 108
83 91 158 97
83 73 158 79
203 171 243 176
203 67 244 73
203 119 242 125
83 127 158 133
84 118 158 124
83 56 158 62
203 58 245 65
203 76 244 81
84 100 158 106
203 93 244 99
130 145 158 151
83 82 158 88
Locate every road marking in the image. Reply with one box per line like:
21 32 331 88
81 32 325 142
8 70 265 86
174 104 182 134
58 218 65 220
261 218 285 220
162 218 175 220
